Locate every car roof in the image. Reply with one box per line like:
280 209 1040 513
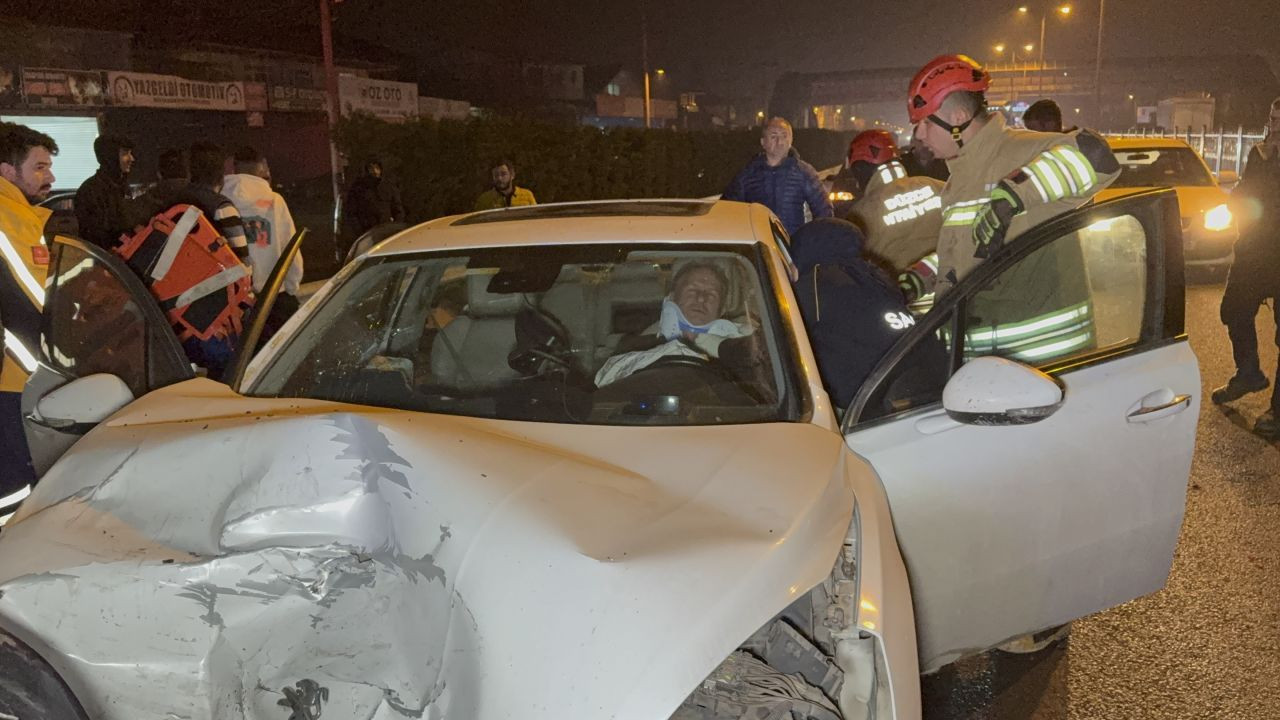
369 199 769 256
1106 137 1195 150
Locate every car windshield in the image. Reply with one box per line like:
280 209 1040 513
1112 147 1215 188
248 243 802 426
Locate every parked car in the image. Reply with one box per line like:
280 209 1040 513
0 193 1197 719
1097 137 1237 277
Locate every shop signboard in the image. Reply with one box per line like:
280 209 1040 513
337 75 418 122
107 71 246 111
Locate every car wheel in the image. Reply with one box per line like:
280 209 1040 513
995 622 1072 654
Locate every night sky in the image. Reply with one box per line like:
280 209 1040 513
6 0 1278 99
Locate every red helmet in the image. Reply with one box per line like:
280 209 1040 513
907 54 991 124
848 130 899 167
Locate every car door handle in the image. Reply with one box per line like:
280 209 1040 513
1126 393 1192 423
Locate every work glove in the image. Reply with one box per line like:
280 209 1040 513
972 180 1025 259
898 271 925 303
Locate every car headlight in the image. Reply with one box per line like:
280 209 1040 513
1203 203 1233 231
0 627 90 718
830 191 854 202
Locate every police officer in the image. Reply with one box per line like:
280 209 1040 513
0 122 57 507
844 129 944 301
790 217 917 409
1213 96 1280 435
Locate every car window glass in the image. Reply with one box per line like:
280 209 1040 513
852 212 1149 426
1112 147 1214 188
963 214 1147 366
250 243 800 426
44 244 148 397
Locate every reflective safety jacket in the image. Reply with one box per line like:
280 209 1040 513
0 178 51 394
847 160 944 273
936 113 1118 293
938 114 1118 363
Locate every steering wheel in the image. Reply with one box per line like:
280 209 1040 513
644 353 714 371
509 305 576 377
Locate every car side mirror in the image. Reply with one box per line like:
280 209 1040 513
943 356 1063 425
1216 169 1239 187
33 374 134 429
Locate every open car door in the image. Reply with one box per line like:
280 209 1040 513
22 235 193 476
223 227 306 388
841 189 1197 672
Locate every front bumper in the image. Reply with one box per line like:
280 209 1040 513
1182 221 1236 267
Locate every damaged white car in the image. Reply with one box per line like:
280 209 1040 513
1 194 1197 719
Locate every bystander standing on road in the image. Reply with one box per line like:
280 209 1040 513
74 134 147 250
0 122 56 502
223 146 304 338
474 159 536 211
139 147 191 202
344 159 406 242
183 142 249 265
1212 96 1280 435
723 118 832 235
1022 99 1072 133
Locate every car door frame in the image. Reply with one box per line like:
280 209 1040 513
838 188 1192 670
224 227 307 389
842 187 1183 431
24 235 195 474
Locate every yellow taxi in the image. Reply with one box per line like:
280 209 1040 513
1097 137 1236 275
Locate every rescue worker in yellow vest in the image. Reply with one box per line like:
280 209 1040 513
0 122 57 501
908 54 1120 361
844 129 944 304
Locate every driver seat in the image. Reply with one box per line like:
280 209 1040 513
430 274 524 393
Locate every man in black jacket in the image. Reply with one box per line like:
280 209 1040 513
790 217 917 409
1214 97 1280 435
74 134 145 249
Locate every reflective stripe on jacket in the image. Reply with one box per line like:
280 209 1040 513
0 177 51 393
847 160 944 273
936 113 1118 293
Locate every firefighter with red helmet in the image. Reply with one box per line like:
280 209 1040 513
845 129 944 302
909 54 1119 293
908 54 1119 360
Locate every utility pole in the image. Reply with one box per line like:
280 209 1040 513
318 0 343 253
1037 13 1047 95
642 2 651 129
1092 0 1106 127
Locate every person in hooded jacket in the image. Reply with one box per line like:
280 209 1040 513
343 159 405 254
74 134 148 250
790 217 921 410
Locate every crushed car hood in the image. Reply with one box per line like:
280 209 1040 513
0 379 854 720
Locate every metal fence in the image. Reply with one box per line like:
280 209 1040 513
1106 127 1267 182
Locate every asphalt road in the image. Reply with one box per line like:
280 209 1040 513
921 281 1280 719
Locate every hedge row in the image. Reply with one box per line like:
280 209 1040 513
336 114 855 222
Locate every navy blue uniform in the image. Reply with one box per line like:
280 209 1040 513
790 218 916 410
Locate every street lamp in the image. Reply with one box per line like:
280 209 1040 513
1017 4 1072 95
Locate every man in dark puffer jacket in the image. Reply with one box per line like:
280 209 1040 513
724 117 833 235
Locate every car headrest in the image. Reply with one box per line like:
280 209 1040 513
466 272 525 317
